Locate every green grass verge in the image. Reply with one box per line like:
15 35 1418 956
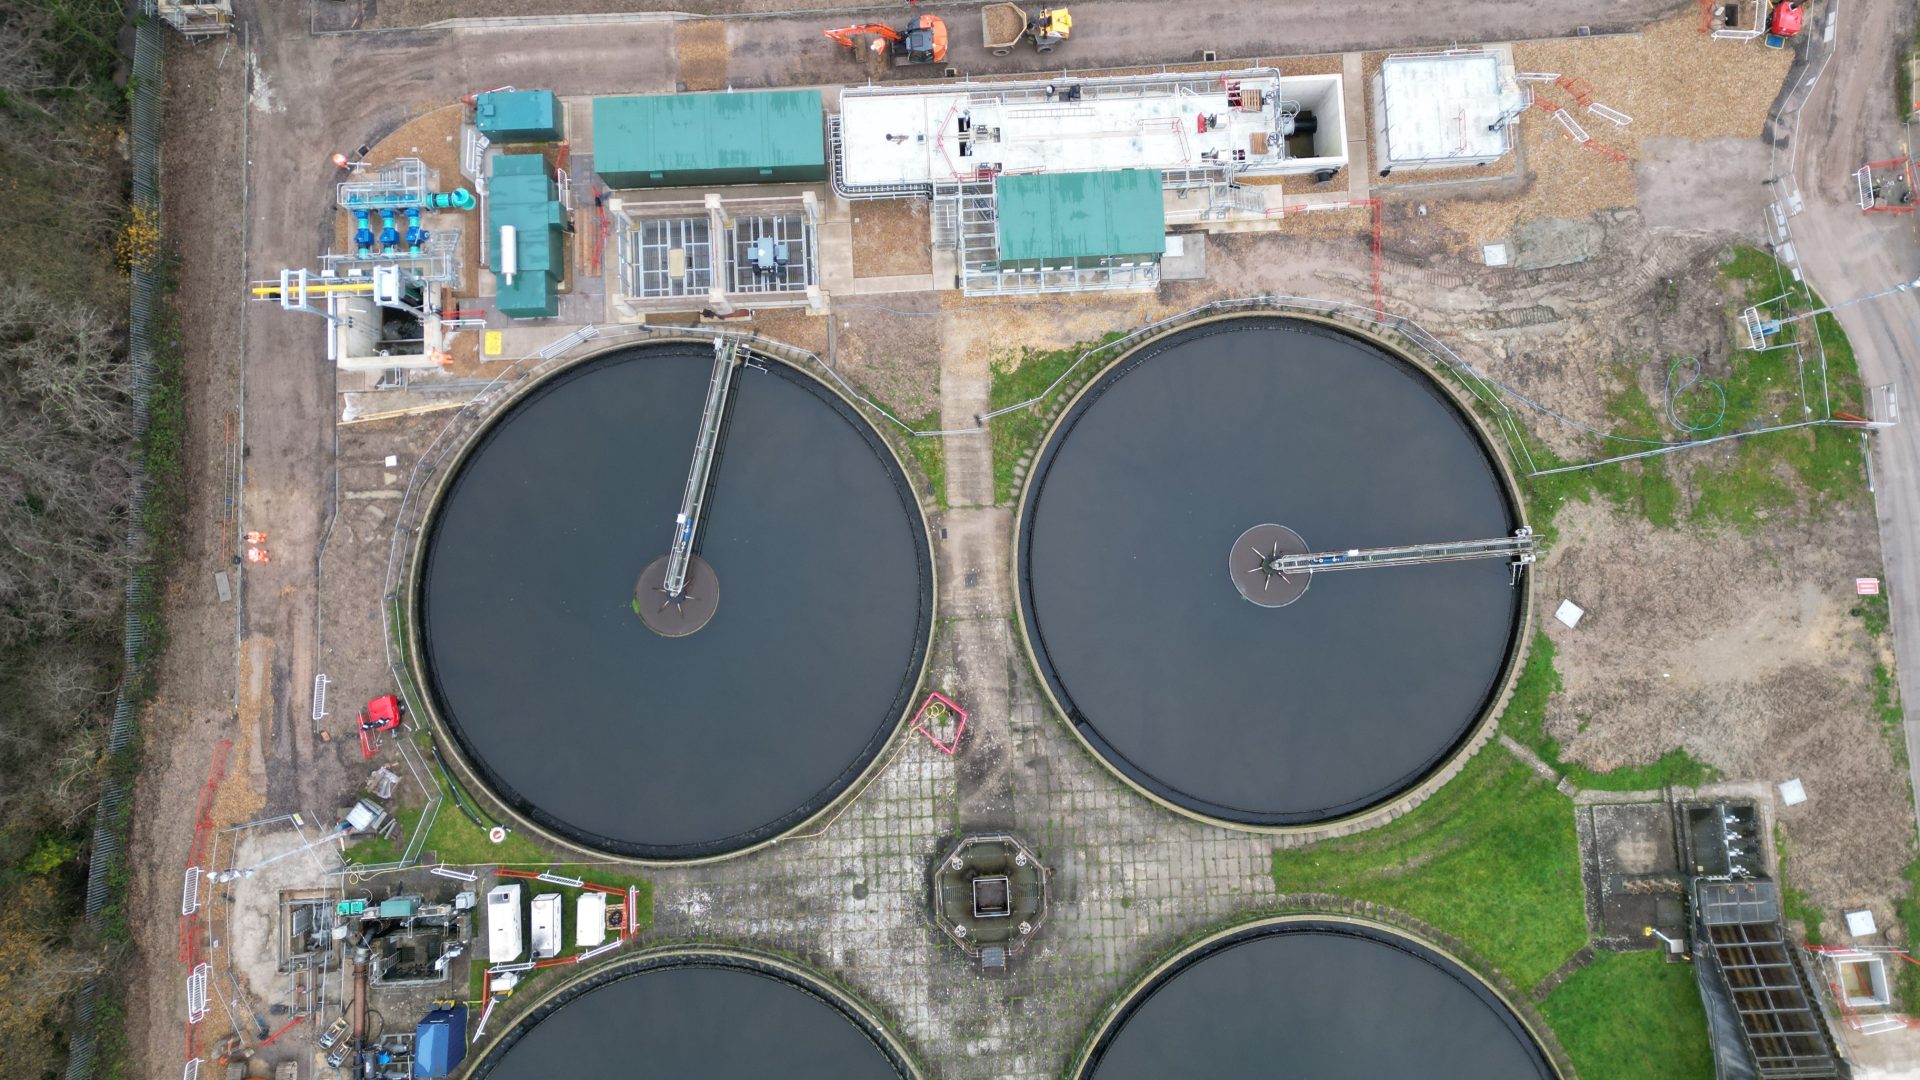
1541 951 1714 1080
987 333 1123 505
1520 248 1869 541
1898 856 1920 1009
345 748 550 867
1502 633 1718 791
1896 23 1919 121
903 415 947 510
1774 823 1826 946
1270 746 1587 988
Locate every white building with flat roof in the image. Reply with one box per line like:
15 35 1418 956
1371 50 1522 172
834 70 1348 195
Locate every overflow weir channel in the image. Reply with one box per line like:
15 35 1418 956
1017 315 1530 830
414 340 933 861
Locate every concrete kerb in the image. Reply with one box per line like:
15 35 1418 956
460 943 928 1079
1063 908 1574 1079
1007 303 1538 844
390 329 939 869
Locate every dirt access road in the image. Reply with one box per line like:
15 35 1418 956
330 0 1689 57
1776 0 1920 839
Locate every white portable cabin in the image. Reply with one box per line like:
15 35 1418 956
486 884 523 964
576 892 608 949
530 893 562 960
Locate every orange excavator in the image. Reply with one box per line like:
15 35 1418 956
823 14 949 65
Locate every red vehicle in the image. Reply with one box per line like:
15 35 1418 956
358 694 404 759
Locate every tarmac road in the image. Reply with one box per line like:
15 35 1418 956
1773 0 1920 838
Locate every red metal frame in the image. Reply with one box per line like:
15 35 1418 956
912 691 969 754
179 739 232 1069
1862 157 1918 214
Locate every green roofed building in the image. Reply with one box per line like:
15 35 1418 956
994 170 1167 269
593 91 826 189
475 89 562 144
487 154 569 319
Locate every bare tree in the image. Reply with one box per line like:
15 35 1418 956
0 284 134 650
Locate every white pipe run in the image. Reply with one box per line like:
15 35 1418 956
499 224 518 285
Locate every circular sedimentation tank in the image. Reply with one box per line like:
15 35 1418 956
1017 315 1525 828
467 947 920 1079
415 341 932 860
1073 917 1559 1079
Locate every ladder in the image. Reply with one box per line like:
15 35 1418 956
662 338 742 599
1276 527 1536 577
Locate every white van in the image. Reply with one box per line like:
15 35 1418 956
486 884 523 964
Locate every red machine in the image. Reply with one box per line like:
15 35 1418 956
1764 0 1802 46
358 694 404 759
823 15 948 64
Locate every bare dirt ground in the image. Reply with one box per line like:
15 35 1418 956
1392 17 1794 251
126 33 254 1080
331 0 1693 47
674 20 730 92
1542 498 1911 929
851 199 933 279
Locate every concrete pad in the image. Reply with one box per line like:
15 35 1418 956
1161 232 1208 280
1509 217 1604 270
815 219 854 294
850 273 937 294
1634 137 1773 235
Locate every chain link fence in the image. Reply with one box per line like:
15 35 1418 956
65 7 167 1077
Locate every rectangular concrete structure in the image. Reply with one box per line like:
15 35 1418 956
594 91 827 189
1372 51 1519 170
835 70 1348 192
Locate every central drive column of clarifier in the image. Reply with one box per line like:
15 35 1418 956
637 338 739 637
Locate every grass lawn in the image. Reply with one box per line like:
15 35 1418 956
1541 951 1714 1080
1270 746 1587 988
902 417 947 509
345 738 554 868
1501 633 1717 792
987 333 1123 504
1520 248 1868 542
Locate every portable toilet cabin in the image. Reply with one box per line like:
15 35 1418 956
486 883 523 963
577 892 608 949
414 1005 468 1077
529 892 562 959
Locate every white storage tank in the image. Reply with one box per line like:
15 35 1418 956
530 892 562 960
486 884 523 964
576 892 608 948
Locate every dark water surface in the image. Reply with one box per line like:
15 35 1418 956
481 963 907 1079
1021 319 1520 823
1084 924 1553 1079
420 345 929 857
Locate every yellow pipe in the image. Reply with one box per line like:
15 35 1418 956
249 281 378 297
